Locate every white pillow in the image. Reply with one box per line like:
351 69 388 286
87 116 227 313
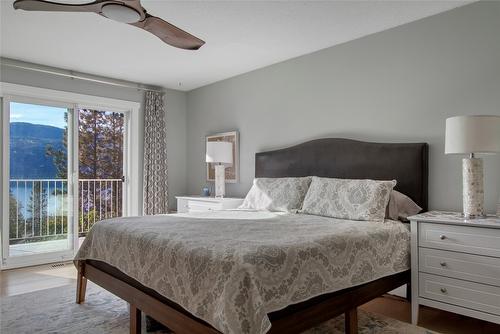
301 177 396 222
386 190 422 221
239 177 312 212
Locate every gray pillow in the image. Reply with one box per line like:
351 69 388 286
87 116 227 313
301 177 396 222
386 190 422 221
239 177 312 212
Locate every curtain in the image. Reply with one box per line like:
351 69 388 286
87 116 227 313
143 91 168 215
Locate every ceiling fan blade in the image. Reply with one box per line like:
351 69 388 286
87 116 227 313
130 14 205 50
13 0 104 13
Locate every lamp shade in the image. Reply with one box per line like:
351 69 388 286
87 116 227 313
445 115 500 154
206 141 233 164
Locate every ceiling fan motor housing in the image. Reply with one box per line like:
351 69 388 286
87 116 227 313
101 3 141 23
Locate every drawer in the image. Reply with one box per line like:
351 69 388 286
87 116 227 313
419 247 500 287
177 198 189 213
418 222 500 257
419 273 500 316
187 200 222 212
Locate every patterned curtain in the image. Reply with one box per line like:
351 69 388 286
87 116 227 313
143 91 168 215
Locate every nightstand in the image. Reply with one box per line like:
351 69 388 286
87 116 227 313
176 196 244 213
409 211 500 326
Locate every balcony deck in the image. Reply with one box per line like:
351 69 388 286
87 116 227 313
9 237 86 257
8 178 122 260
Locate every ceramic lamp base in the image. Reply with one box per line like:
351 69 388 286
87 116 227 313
462 157 485 218
214 164 226 198
497 196 500 218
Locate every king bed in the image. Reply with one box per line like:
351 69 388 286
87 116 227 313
74 138 428 334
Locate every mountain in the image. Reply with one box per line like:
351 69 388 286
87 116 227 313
9 122 65 179
10 122 63 140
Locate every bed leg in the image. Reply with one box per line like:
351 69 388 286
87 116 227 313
130 304 142 334
345 307 358 334
76 261 87 304
406 283 412 302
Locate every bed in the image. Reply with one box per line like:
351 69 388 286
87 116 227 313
74 138 428 334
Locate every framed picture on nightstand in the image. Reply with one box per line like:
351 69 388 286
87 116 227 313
206 131 239 183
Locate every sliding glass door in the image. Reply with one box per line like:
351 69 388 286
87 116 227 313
76 107 125 248
1 97 127 268
2 97 75 267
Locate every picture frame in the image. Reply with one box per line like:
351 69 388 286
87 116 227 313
206 131 239 183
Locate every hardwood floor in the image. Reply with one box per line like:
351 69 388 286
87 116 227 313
360 295 500 334
0 262 76 297
1 263 500 334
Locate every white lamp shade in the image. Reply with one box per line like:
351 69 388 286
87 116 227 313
206 141 233 164
445 115 500 154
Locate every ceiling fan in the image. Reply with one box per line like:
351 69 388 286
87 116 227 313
12 0 205 50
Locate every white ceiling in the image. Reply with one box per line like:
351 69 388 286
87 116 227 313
1 0 472 91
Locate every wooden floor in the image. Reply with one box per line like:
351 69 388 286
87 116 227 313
1 264 500 334
361 295 500 334
0 263 76 297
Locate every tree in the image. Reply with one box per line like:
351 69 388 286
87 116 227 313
46 109 124 179
76 109 124 179
9 191 24 240
46 112 68 178
104 111 124 178
45 109 124 231
26 182 48 236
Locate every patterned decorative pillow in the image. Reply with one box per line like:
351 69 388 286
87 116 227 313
301 177 396 222
239 177 312 212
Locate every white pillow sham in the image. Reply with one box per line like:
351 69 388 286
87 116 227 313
301 176 396 222
239 177 312 212
386 190 422 221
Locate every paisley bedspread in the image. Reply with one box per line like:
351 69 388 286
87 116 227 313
75 210 410 334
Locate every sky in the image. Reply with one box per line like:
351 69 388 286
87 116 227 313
10 102 67 129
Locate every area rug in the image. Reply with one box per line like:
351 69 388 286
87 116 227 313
0 283 437 334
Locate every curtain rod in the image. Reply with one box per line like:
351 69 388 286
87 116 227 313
0 57 164 93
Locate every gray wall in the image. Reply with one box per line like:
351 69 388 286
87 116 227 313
186 1 500 213
0 64 187 211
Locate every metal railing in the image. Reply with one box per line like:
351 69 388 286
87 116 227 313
8 179 123 244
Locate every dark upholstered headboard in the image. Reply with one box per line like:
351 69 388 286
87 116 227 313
255 138 428 211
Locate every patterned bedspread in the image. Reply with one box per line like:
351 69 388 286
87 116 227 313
75 210 410 334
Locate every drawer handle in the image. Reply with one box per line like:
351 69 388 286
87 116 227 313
440 288 447 294
440 262 447 267
439 235 447 240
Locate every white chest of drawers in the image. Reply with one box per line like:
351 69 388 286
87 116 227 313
409 211 500 325
176 196 244 213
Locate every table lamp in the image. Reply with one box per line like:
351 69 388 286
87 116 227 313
445 115 500 218
206 141 233 197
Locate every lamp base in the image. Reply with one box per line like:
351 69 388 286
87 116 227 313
461 213 487 219
497 196 500 218
214 164 226 198
462 157 484 218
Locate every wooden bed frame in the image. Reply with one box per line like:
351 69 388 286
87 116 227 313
76 138 429 334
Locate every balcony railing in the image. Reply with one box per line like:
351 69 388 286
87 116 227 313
8 178 123 244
